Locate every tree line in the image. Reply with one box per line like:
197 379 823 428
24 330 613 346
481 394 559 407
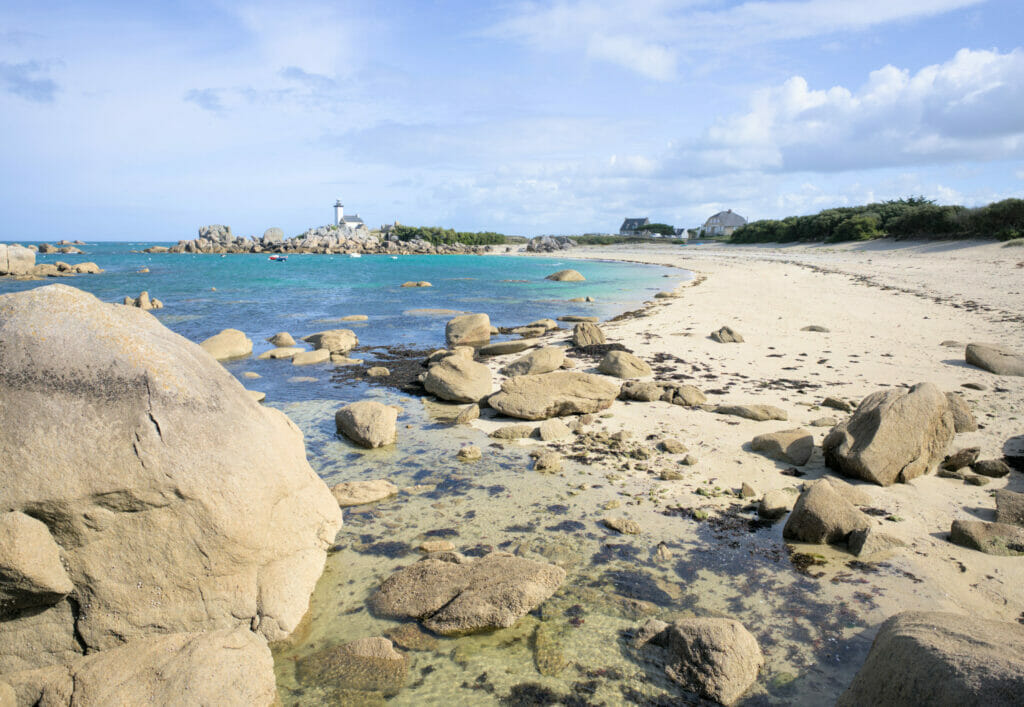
390 225 508 246
730 197 1024 243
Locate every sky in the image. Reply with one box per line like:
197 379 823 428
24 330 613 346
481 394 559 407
1 0 1023 240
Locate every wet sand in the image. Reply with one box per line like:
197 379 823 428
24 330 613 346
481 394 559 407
272 239 1024 705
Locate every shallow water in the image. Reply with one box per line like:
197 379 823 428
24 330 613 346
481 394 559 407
269 393 947 706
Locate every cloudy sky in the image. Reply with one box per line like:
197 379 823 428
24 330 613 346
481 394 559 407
2 0 1023 239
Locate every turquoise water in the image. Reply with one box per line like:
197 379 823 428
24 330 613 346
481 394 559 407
0 243 676 386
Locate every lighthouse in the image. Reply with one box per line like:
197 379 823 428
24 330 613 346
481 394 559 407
333 199 344 226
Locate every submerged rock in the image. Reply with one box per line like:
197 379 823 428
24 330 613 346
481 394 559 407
602 517 641 535
331 480 399 507
369 552 565 636
545 269 585 282
488 371 620 420
823 383 954 486
456 445 482 462
291 348 330 366
257 346 304 360
633 617 763 706
838 611 1024 706
295 636 409 696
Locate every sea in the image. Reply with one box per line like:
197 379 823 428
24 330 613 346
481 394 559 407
0 243 890 705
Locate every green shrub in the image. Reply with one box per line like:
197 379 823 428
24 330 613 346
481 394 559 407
827 214 884 242
392 225 507 246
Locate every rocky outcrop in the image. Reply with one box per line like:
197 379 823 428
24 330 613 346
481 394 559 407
369 552 565 636
571 322 605 347
3 627 277 706
335 401 398 448
267 332 296 347
445 313 491 347
965 343 1024 376
838 611 1024 706
423 356 493 403
291 349 330 366
750 428 814 465
0 285 343 682
0 244 35 276
199 328 253 361
123 291 163 310
597 350 652 378
478 338 538 356
633 617 763 706
823 383 954 486
526 236 576 253
262 227 283 245
782 479 870 544
545 269 585 282
488 371 620 420
302 329 358 354
501 347 565 377
294 636 409 697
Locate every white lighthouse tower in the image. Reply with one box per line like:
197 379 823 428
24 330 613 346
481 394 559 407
333 199 344 226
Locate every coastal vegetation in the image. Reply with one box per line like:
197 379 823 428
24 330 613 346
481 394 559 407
572 234 688 246
390 225 508 246
730 197 1024 244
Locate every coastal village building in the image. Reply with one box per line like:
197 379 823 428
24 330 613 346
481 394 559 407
700 209 747 237
619 217 650 235
333 199 366 229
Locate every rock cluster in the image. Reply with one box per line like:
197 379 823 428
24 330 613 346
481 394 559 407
526 236 577 253
122 291 163 310
160 224 495 255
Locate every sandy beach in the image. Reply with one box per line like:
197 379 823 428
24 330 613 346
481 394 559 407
476 238 1024 626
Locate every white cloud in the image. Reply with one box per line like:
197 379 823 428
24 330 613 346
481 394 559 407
489 0 985 80
665 48 1024 176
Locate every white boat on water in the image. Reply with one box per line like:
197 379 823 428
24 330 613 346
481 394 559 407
349 253 361 258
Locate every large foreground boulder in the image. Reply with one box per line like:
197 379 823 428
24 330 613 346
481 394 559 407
598 350 652 378
423 356 492 403
751 428 814 465
965 343 1024 377
369 552 565 636
445 313 491 347
3 627 276 706
571 321 605 347
838 611 1024 706
823 383 954 486
633 617 763 705
488 371 620 420
0 284 343 675
0 244 35 276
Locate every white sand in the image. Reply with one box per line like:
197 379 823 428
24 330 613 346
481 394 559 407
477 239 1024 625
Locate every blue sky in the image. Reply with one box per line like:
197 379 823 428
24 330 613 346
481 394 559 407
1 0 1023 240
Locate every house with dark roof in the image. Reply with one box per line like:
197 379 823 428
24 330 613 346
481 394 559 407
619 217 650 235
700 209 747 237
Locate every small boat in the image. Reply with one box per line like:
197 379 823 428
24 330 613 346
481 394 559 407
348 253 361 258
268 255 287 262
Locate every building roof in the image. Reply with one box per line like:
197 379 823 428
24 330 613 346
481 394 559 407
620 217 651 231
343 214 365 225
703 210 747 228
